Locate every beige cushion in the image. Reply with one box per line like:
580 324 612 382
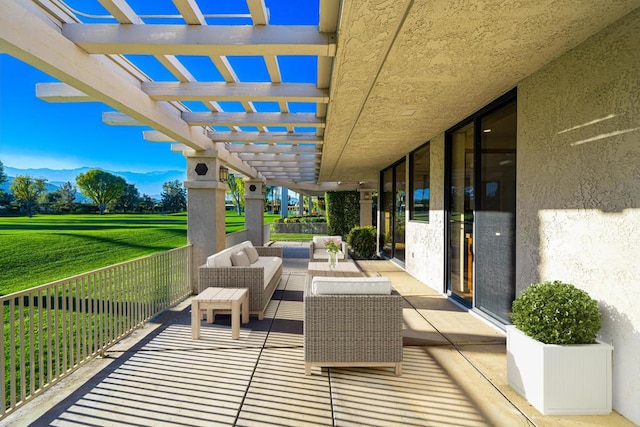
311 277 392 295
207 252 232 267
230 250 251 266
253 256 283 287
245 245 260 264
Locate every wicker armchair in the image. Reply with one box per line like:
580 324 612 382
309 235 349 262
304 277 403 375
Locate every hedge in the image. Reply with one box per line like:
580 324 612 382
325 191 359 237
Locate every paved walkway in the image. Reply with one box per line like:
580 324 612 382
5 243 633 426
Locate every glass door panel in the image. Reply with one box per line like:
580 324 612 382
448 123 474 305
381 169 394 256
394 160 406 262
475 102 517 323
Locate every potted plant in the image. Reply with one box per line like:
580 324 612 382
506 280 613 415
324 238 340 269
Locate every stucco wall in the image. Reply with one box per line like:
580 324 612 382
405 135 446 292
517 9 640 423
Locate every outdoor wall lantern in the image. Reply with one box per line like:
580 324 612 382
249 184 257 192
195 163 208 176
219 165 229 182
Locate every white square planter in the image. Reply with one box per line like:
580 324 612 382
506 325 613 415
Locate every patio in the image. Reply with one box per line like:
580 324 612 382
4 243 632 427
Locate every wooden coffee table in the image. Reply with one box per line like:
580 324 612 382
308 260 364 278
191 287 249 340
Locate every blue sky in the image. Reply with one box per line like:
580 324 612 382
0 0 319 173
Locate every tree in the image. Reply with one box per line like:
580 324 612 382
161 180 186 213
58 181 77 213
76 169 126 214
41 190 62 213
0 160 8 210
139 194 156 213
227 174 245 215
0 160 6 185
264 186 274 212
10 175 47 217
114 183 140 213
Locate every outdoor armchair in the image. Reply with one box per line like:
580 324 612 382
309 235 349 262
304 276 403 375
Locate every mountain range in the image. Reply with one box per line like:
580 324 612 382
2 166 185 200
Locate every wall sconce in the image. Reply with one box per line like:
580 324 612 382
364 192 371 200
219 165 229 182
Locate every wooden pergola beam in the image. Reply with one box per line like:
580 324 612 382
237 153 319 161
247 0 269 25
62 24 337 56
207 131 323 144
182 112 324 127
143 82 328 103
172 0 206 25
225 144 318 154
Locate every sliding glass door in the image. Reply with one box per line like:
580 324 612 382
475 102 517 323
448 122 474 304
380 160 406 262
446 93 517 323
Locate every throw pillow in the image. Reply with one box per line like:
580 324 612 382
230 250 251 266
245 245 260 264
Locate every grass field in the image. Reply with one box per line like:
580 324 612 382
0 212 280 295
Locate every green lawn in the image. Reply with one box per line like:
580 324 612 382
269 232 314 242
0 212 280 295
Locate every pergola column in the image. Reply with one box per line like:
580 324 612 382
360 190 374 226
299 195 305 215
245 179 265 246
184 151 228 293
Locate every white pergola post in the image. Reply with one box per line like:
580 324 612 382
281 187 288 218
359 190 374 226
245 179 265 246
184 152 228 293
299 195 305 215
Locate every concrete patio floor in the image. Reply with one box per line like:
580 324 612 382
5 243 633 426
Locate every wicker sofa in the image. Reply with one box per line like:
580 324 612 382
198 241 283 320
304 276 403 375
309 235 349 262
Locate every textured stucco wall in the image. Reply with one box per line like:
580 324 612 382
517 9 640 423
405 135 445 292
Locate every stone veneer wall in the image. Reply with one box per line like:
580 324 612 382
405 135 446 293
517 9 640 423
271 222 328 235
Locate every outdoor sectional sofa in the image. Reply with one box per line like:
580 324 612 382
198 241 283 320
304 276 403 375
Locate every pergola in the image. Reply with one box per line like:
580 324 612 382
2 0 634 192
1 0 347 195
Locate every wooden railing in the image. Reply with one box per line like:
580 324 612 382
0 245 192 419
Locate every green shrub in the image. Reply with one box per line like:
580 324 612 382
300 216 325 223
347 226 377 259
283 215 325 224
511 281 601 345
